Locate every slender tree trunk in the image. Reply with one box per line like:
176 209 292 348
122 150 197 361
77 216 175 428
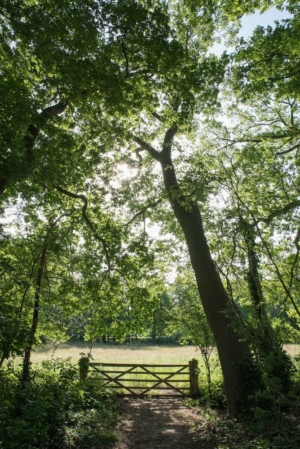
241 217 279 351
240 217 293 391
0 354 6 369
152 310 157 341
0 179 6 195
21 247 47 382
135 128 257 414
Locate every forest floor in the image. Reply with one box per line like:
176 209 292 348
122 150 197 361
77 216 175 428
110 396 215 449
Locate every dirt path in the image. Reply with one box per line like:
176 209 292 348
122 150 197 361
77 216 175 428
111 397 215 449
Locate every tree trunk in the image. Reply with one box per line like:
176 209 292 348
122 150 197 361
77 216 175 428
21 247 47 382
152 309 157 341
241 217 279 351
135 128 257 414
240 217 293 391
168 202 252 413
0 354 6 369
0 179 6 195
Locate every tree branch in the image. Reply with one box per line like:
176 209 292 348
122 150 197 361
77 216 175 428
24 101 68 159
276 141 300 156
124 199 162 227
260 200 300 225
240 51 283 73
133 136 161 161
135 147 144 163
52 184 111 270
118 38 129 76
152 112 162 121
221 133 293 146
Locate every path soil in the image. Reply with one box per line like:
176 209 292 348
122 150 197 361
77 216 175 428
111 397 215 449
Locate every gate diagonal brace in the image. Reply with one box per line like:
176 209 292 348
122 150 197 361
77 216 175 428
100 366 137 387
89 365 101 374
100 371 137 395
138 366 188 395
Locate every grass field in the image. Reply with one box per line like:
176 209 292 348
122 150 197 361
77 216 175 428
15 343 300 395
31 343 208 394
30 342 300 365
31 342 206 365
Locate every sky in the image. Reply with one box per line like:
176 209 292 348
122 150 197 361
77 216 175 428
240 5 291 38
211 5 292 55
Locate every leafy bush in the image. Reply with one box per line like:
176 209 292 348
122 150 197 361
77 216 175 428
0 359 118 449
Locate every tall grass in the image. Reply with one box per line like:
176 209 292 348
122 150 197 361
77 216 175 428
31 342 207 364
29 342 300 364
27 343 220 395
14 343 299 396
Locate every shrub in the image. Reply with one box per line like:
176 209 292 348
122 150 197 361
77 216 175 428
0 359 118 449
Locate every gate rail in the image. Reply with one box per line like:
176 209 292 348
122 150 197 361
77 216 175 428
79 359 199 397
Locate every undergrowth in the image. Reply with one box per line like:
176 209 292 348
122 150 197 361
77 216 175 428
0 359 118 449
187 353 300 449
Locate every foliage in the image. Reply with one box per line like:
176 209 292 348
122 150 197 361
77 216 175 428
0 359 118 449
188 351 300 448
233 3 300 101
196 406 300 449
167 271 216 396
0 196 164 372
149 291 172 340
1 0 300 420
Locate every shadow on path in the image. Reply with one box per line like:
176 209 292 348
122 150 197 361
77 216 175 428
113 397 214 449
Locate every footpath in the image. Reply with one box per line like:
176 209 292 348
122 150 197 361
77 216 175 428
111 397 215 449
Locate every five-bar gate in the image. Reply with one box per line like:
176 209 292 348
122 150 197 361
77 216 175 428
81 360 199 397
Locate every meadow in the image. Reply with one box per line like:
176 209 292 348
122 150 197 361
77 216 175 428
30 343 217 394
30 342 300 365
27 343 300 394
32 342 205 364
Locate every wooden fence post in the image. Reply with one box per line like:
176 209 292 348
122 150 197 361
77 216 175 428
189 359 199 397
78 356 90 380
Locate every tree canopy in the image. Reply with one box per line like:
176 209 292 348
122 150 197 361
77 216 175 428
1 0 299 415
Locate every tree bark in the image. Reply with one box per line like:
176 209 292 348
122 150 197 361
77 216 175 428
135 127 255 414
21 247 47 382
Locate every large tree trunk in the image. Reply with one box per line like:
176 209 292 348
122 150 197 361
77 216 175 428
167 195 252 413
21 247 47 382
135 128 256 414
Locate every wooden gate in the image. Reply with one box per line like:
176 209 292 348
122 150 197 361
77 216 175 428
81 360 199 397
